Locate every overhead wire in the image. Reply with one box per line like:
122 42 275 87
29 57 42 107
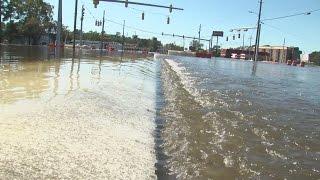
262 8 320 21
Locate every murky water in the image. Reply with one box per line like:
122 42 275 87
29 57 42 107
1 45 320 179
0 45 157 179
157 55 320 179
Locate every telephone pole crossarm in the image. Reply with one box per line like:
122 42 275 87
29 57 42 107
98 0 183 11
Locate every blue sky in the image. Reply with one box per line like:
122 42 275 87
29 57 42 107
45 0 319 53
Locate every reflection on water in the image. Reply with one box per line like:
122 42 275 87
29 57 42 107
0 45 154 105
0 45 157 179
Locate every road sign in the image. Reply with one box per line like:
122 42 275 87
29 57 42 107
212 31 224 37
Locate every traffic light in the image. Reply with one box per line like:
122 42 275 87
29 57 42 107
93 0 99 8
125 0 128 7
95 20 102 26
81 7 85 19
167 17 170 24
238 34 241 38
162 32 164 36
169 4 173 13
173 33 175 37
183 35 185 39
142 12 145 20
226 36 228 41
233 35 235 40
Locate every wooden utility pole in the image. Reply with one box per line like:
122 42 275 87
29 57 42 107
249 35 253 60
0 0 2 44
100 10 105 54
282 38 286 63
56 0 62 48
80 5 84 47
122 20 125 53
73 0 78 50
198 24 201 50
254 0 263 61
242 33 245 50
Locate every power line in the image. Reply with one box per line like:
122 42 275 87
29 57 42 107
262 8 320 21
261 21 309 44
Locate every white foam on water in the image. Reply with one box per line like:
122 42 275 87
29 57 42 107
0 68 157 179
164 59 211 107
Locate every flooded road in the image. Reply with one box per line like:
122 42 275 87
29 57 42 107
1 45 320 179
157 55 320 179
0 45 157 179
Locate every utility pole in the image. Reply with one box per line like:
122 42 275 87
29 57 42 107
282 38 286 63
0 0 2 44
216 36 219 56
56 0 62 48
100 10 105 54
183 37 185 50
249 35 253 60
73 0 78 50
254 0 263 61
242 33 245 50
122 20 125 53
198 24 201 50
80 5 84 47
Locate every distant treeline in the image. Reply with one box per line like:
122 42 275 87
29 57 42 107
0 0 186 52
309 51 320 65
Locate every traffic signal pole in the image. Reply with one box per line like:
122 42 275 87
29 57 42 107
95 0 183 11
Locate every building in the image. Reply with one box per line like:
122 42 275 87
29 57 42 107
300 53 309 63
258 45 301 63
220 48 269 61
221 45 301 63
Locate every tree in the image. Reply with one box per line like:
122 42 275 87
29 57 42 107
309 51 320 65
189 40 203 51
20 0 53 44
1 0 53 45
164 43 184 51
4 20 18 43
150 37 161 52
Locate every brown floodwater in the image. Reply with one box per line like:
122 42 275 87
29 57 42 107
156 55 320 179
0 45 157 179
1 45 319 179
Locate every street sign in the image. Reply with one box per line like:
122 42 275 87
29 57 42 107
212 31 224 37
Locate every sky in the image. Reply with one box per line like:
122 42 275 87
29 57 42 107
45 0 319 53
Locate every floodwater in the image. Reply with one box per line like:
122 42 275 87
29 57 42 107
0 45 157 179
157 55 320 179
0 45 319 179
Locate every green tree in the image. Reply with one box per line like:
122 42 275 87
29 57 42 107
189 40 203 51
21 0 53 44
309 51 320 65
1 0 53 45
150 37 161 52
165 43 184 51
4 20 18 43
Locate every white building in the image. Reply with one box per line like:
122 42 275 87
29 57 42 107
300 54 309 62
